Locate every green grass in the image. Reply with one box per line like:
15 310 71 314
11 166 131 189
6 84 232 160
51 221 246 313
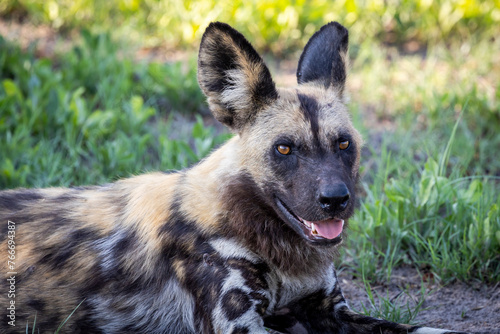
349 37 500 175
25 300 84 333
0 33 225 189
1 2 500 324
342 125 500 284
355 282 428 325
340 35 500 286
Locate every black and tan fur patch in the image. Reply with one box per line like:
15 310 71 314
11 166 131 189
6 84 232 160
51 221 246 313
0 22 467 334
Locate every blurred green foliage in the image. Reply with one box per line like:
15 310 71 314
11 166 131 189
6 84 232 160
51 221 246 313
2 0 499 53
350 37 500 175
0 34 224 188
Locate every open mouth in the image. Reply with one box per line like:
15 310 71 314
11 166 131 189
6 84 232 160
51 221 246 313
275 197 344 245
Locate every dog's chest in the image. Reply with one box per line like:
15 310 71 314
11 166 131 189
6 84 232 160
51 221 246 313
270 263 338 309
208 238 338 311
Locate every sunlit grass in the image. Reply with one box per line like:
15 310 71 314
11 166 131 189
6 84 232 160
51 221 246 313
342 114 500 284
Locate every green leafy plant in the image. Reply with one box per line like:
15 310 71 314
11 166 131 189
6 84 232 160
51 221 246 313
356 281 428 325
0 34 219 189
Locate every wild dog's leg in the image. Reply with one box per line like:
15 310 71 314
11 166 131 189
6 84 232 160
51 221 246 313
189 239 273 334
334 305 469 334
264 267 468 334
210 260 271 334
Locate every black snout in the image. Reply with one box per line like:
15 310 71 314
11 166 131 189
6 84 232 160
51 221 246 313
318 183 350 212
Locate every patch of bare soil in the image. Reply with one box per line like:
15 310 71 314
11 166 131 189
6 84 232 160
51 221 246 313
339 266 500 334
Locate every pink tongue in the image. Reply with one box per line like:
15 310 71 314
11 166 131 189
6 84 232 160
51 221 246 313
313 219 344 239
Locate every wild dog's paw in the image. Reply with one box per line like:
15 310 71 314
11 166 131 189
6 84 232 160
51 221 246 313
263 308 309 334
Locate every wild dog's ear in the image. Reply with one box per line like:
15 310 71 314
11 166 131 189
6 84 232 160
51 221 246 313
198 22 278 132
297 22 349 95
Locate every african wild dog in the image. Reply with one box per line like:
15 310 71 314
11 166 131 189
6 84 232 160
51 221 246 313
1 22 467 334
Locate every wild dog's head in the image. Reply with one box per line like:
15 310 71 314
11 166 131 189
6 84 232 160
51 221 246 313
198 22 362 247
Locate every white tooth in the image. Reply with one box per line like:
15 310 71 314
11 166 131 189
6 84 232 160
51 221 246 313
311 223 318 234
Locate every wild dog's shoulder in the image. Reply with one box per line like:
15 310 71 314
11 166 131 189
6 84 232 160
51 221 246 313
209 238 262 263
114 171 182 228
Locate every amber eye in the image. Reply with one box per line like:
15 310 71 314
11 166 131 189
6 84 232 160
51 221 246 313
276 144 291 155
339 140 350 150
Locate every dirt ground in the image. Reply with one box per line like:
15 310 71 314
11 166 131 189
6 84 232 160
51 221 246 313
339 266 500 333
1 16 499 334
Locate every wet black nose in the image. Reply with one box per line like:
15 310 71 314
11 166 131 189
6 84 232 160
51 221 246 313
318 183 350 212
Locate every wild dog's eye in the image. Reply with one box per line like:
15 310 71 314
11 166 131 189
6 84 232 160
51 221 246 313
276 144 291 155
339 140 350 150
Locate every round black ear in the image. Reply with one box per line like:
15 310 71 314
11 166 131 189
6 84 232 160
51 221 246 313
198 22 278 132
297 22 349 94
